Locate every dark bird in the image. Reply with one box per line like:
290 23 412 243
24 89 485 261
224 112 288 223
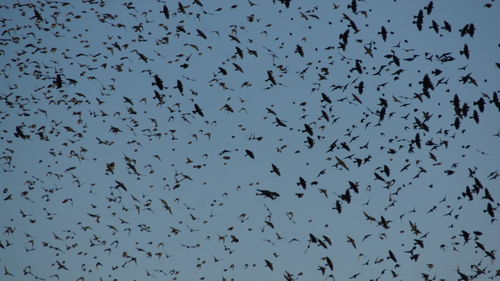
347 236 356 248
161 5 170 19
413 10 424 31
175 79 184 94
193 103 204 117
256 189 280 200
153 74 164 90
322 256 334 271
244 149 255 159
266 70 277 86
295 45 304 57
264 259 273 271
425 1 434 15
297 177 307 189
379 26 388 41
270 164 281 176
459 44 470 59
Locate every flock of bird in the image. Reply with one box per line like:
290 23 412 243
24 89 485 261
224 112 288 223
0 0 499 280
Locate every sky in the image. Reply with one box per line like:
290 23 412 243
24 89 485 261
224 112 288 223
0 0 499 281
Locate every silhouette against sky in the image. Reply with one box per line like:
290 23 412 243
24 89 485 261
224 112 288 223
0 0 499 281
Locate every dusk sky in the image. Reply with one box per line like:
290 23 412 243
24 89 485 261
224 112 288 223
0 0 499 281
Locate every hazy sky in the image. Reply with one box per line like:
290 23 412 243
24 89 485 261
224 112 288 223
0 0 499 281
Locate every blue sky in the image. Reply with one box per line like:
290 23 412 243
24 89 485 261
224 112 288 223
0 0 499 280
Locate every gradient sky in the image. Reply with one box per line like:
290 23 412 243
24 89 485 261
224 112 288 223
0 0 499 281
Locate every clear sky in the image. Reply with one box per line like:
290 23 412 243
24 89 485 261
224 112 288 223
0 0 499 280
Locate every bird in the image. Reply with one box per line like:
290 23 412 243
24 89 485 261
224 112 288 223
270 163 281 176
193 103 204 117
